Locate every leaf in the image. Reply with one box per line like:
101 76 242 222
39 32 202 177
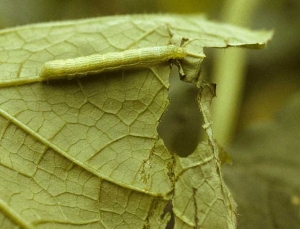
223 92 300 229
0 15 272 228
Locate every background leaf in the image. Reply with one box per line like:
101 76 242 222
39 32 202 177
224 92 300 228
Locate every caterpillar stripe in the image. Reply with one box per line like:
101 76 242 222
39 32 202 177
39 45 186 80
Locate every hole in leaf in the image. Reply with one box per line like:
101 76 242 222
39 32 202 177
161 201 174 229
157 66 203 157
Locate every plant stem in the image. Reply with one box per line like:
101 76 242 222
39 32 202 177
211 0 260 145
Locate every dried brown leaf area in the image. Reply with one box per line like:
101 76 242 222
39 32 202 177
0 15 272 228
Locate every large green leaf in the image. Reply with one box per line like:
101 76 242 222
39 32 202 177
0 15 272 228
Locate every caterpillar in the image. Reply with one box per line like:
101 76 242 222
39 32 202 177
39 45 186 80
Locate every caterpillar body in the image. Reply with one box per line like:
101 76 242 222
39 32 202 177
39 45 186 80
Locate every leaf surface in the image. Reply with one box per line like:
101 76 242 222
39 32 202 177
0 14 272 228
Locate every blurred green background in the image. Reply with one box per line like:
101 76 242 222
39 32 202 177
1 0 299 228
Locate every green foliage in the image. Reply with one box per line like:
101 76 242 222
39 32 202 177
0 15 272 228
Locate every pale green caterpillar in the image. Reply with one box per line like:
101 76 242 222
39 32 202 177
39 45 187 80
